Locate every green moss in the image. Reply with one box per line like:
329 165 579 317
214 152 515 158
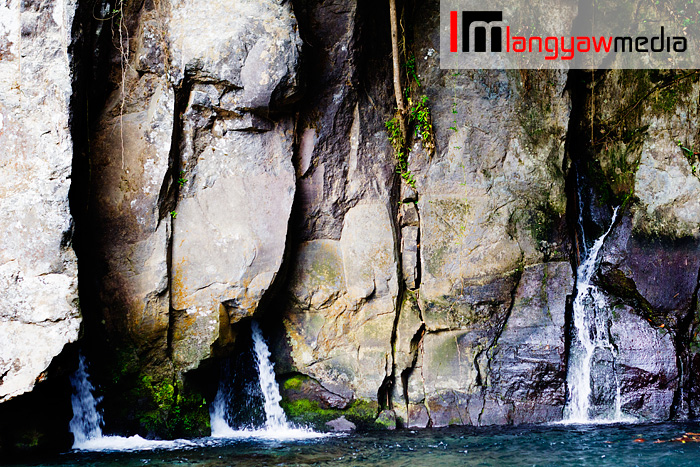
527 204 555 244
283 374 306 391
280 398 380 430
109 348 140 386
513 70 564 153
589 70 700 206
131 375 209 438
426 245 448 276
375 410 396 430
344 400 380 422
648 70 697 115
15 430 42 450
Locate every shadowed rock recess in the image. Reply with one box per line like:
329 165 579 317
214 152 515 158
0 0 699 453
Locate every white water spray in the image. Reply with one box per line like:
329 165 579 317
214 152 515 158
70 354 104 446
69 354 195 451
564 206 633 423
251 321 289 430
210 321 323 440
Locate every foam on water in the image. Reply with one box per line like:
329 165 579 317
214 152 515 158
73 435 197 452
210 425 328 441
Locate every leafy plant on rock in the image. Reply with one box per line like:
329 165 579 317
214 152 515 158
386 0 434 189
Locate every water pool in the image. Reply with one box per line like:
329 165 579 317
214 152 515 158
8 421 700 467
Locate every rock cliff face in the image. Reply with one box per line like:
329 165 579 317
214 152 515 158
71 0 302 435
1 0 700 449
0 0 79 403
278 0 575 427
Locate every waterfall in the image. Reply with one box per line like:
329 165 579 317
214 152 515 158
70 354 195 451
251 321 289 430
210 320 289 434
210 321 322 439
70 354 104 446
564 206 632 423
209 374 234 436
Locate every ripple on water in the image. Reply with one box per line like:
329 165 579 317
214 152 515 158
12 421 700 467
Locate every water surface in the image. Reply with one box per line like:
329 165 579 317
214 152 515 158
10 422 700 467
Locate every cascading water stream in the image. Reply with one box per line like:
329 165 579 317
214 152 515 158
251 321 289 430
70 354 104 447
564 206 633 423
210 320 322 439
69 354 194 451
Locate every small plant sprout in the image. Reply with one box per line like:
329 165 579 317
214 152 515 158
170 211 178 219
177 170 188 187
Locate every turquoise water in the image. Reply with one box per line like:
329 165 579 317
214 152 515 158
9 422 700 466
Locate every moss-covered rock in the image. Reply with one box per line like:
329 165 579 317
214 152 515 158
375 409 397 430
280 397 381 430
118 373 210 438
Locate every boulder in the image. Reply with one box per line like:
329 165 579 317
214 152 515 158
325 416 355 432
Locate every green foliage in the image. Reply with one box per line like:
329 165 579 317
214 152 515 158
408 94 434 150
135 375 210 438
282 375 305 391
676 140 699 177
170 211 177 219
385 117 416 188
404 55 421 88
385 94 434 189
177 170 188 187
385 54 434 189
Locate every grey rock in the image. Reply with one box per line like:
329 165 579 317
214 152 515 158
612 306 677 420
88 72 174 356
401 226 419 290
170 117 296 371
407 404 431 428
284 203 399 401
483 262 573 424
400 203 420 227
0 0 80 401
291 0 396 241
376 409 397 430
86 0 302 377
281 374 352 410
325 416 356 432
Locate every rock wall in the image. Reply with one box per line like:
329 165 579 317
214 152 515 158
276 2 699 429
277 0 575 428
0 0 79 403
